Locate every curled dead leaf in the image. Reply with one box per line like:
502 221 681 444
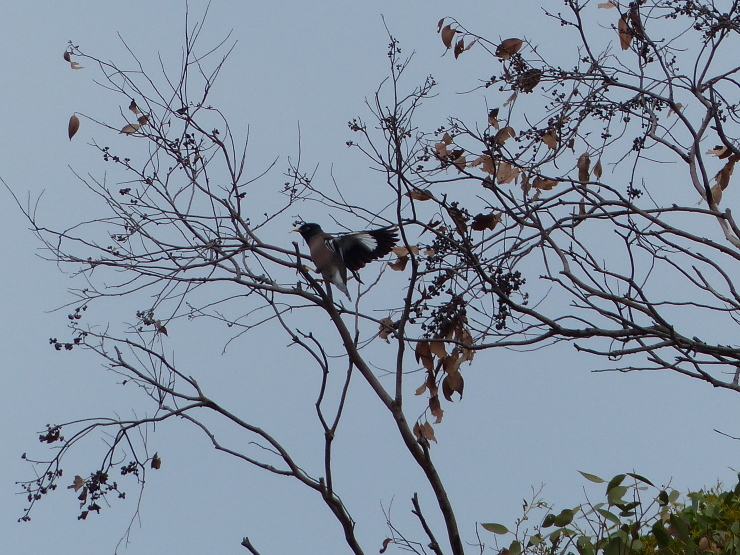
497 161 520 184
577 152 591 182
496 38 523 60
471 212 502 231
532 176 558 190
129 100 140 114
68 475 85 492
153 320 168 336
454 38 465 59
517 69 542 93
389 256 408 272
415 341 434 372
598 1 617 7
442 372 464 401
503 92 517 107
406 189 434 201
495 126 515 145
137 115 149 126
63 51 71 62
430 395 444 424
437 18 445 32
392 245 420 257
488 108 500 129
151 453 162 469
618 14 632 50
120 123 141 135
542 131 558 150
379 317 395 341
453 154 467 172
471 155 495 175
380 538 392 554
68 115 80 140
429 340 447 359
593 158 603 179
441 25 456 49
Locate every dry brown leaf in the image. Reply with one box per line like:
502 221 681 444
414 421 437 443
406 189 434 201
709 183 723 204
497 161 520 184
471 212 502 231
68 475 85 492
442 372 464 401
532 176 558 190
495 126 515 145
415 382 427 396
716 155 739 190
618 14 632 50
707 145 733 159
577 152 591 182
437 18 445 32
68 115 80 140
423 420 438 442
470 155 496 175
593 158 603 180
542 131 558 150
415 341 434 372
503 92 517 107
380 538 392 554
129 100 140 114
153 320 168 336
442 132 453 145
389 256 408 272
430 395 444 424
441 25 456 49
429 340 447 359
517 69 542 93
496 38 523 60
63 51 71 62
453 154 467 172
520 172 531 194
120 123 140 135
465 39 477 52
488 108 500 129
434 141 449 158
137 115 149 126
598 1 617 7
392 245 420 257
379 317 395 341
668 103 683 117
454 38 465 59
151 453 162 469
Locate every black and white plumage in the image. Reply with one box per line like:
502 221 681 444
295 222 398 299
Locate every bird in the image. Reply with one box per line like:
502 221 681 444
295 222 399 299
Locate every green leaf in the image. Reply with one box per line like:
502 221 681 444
607 485 629 505
626 473 655 487
527 534 543 547
596 508 622 526
631 539 643 551
668 489 680 503
579 471 606 483
657 490 669 506
542 513 556 528
576 536 595 555
604 536 625 555
606 474 626 494
652 521 671 548
553 509 576 527
481 523 510 535
509 540 522 555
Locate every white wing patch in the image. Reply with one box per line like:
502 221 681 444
353 233 378 251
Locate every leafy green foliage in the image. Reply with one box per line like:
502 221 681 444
483 473 740 555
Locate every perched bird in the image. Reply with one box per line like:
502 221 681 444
295 222 399 299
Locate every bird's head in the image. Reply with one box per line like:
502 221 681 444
294 222 322 241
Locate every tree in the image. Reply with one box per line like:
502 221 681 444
12 1 740 553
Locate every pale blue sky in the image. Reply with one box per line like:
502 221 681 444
2 2 738 554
